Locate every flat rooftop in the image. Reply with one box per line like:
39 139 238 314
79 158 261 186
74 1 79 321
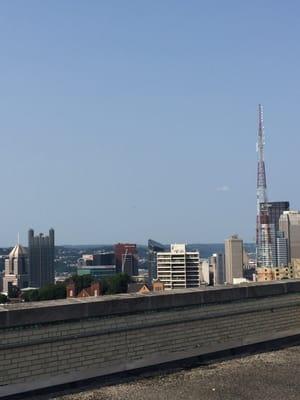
51 343 300 400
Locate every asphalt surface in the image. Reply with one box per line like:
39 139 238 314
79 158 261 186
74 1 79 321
35 345 300 400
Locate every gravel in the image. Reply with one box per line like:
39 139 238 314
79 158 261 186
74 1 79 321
40 345 300 400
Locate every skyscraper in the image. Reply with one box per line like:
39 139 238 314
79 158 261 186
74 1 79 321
3 244 29 294
279 211 300 262
148 239 165 282
276 231 289 267
260 202 290 232
157 244 201 290
114 243 138 275
210 253 225 285
225 235 243 284
28 228 55 288
260 202 290 267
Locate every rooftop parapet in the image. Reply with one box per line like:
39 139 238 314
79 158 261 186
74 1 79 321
1 280 300 329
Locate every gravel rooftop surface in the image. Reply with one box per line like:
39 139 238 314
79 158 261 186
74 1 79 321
38 345 300 400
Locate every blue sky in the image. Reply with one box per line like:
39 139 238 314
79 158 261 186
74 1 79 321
0 1 299 245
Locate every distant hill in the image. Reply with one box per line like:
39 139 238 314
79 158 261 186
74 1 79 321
56 243 256 260
137 243 256 259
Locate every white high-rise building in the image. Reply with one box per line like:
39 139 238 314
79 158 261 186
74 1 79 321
276 231 288 267
200 260 210 285
157 244 201 290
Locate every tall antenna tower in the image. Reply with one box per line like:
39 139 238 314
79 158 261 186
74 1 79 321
256 104 272 267
256 104 267 210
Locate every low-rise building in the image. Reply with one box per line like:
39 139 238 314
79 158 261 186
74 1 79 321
66 281 102 298
127 279 165 294
127 283 151 294
77 265 116 280
152 279 164 292
256 266 294 282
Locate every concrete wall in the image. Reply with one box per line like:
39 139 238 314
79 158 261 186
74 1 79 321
1 281 300 397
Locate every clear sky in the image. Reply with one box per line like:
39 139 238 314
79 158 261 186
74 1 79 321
0 1 299 246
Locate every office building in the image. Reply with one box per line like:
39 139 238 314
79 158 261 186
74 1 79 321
279 211 300 262
77 252 116 279
0 255 6 273
210 253 225 285
276 231 288 267
260 202 290 232
256 266 294 282
78 252 115 267
77 265 116 280
148 239 165 282
291 259 300 279
114 243 138 275
225 235 243 284
92 252 115 266
259 202 290 267
157 244 201 290
3 244 29 294
200 260 210 284
28 228 55 288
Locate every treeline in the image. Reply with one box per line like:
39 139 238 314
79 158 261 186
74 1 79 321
22 273 130 302
22 283 66 302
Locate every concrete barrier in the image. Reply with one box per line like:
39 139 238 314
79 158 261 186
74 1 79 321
1 280 300 398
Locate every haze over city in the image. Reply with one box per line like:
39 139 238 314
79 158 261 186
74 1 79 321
1 1 299 245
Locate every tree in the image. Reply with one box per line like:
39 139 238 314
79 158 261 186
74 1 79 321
22 283 66 302
38 283 66 301
22 289 40 302
66 274 93 293
0 294 8 304
103 273 130 295
21 272 130 302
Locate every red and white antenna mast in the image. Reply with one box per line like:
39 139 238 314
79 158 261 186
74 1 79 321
256 104 272 268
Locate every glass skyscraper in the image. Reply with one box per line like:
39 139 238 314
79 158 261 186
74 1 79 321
259 202 289 267
148 239 165 282
28 228 55 288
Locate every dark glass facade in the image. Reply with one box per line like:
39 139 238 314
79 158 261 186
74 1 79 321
93 252 115 266
259 202 290 267
28 228 55 288
148 239 165 282
260 202 290 232
77 265 116 279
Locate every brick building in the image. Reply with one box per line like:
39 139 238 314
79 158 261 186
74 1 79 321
66 281 101 298
114 243 138 275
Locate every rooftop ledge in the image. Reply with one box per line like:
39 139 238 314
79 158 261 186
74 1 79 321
1 280 300 329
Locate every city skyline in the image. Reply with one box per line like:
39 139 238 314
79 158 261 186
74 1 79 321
1 2 300 245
